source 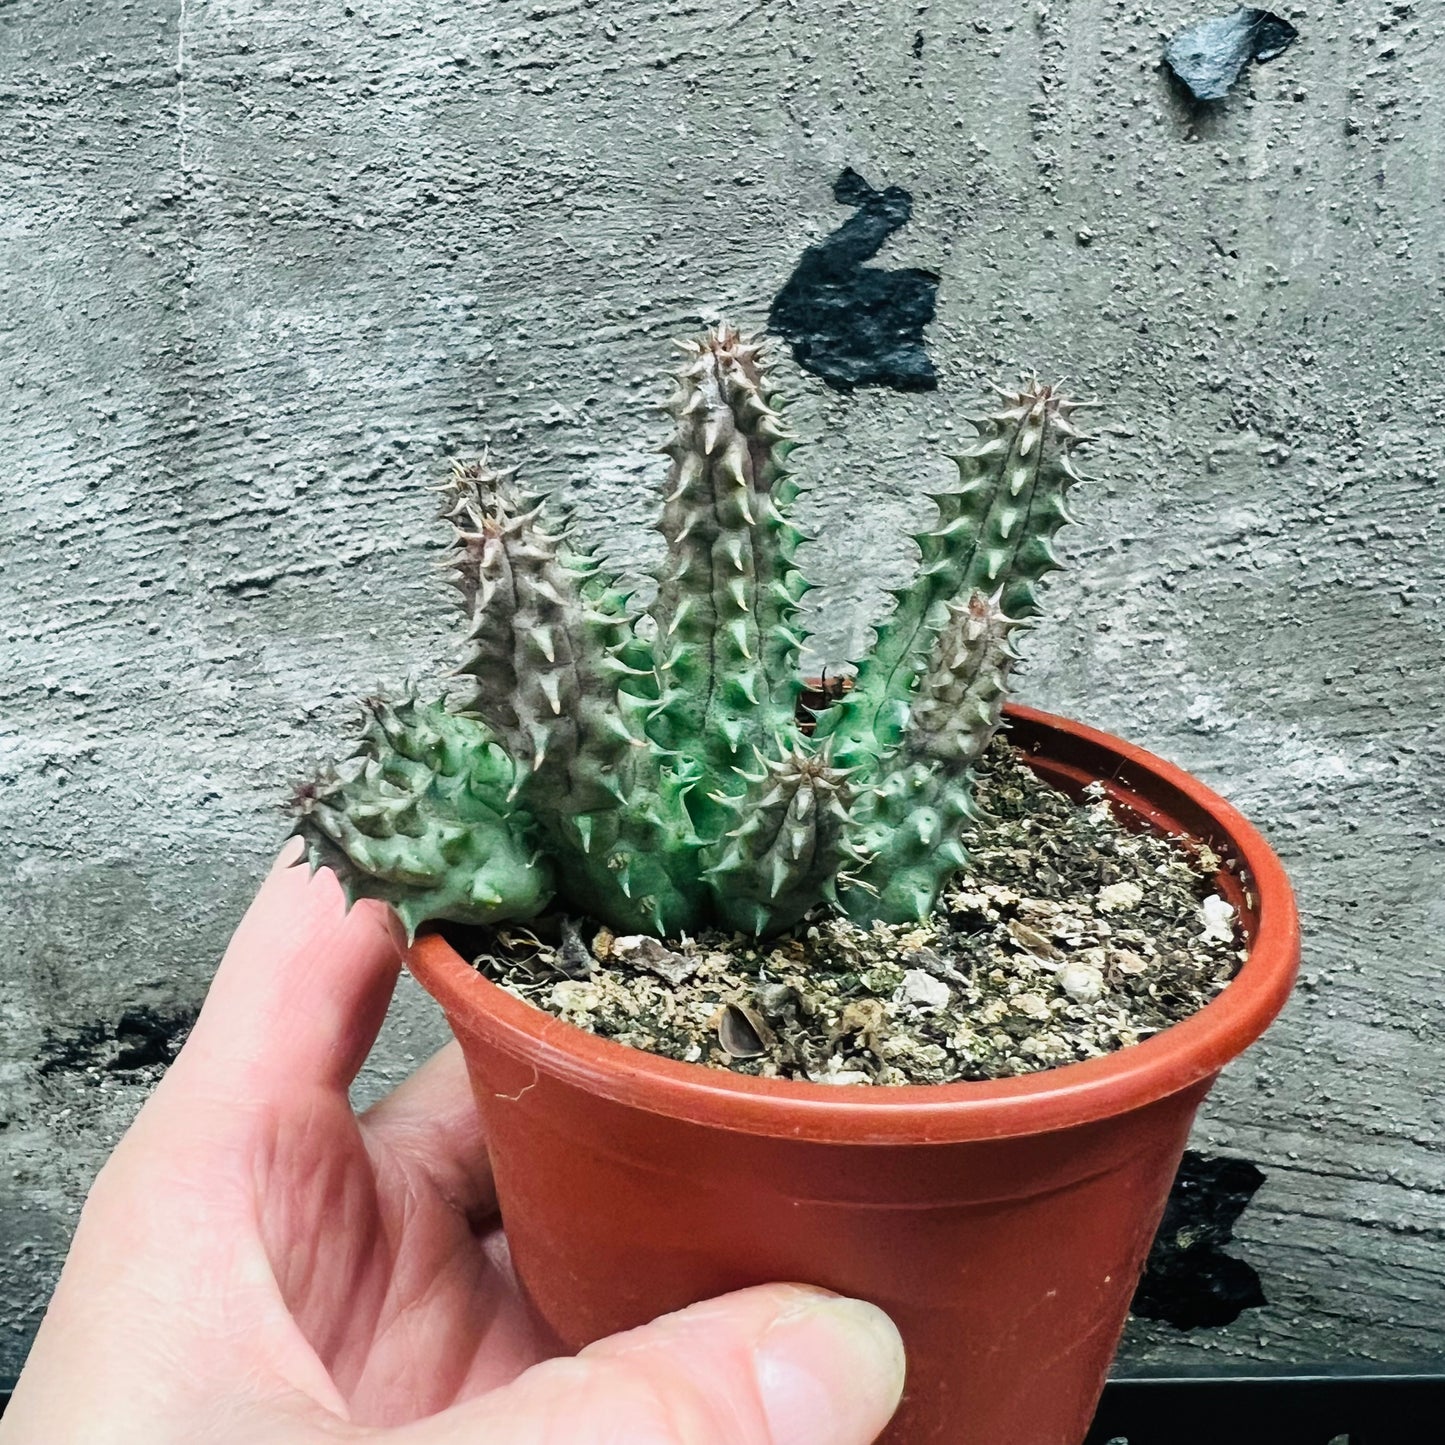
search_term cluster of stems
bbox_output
[293,326,1087,940]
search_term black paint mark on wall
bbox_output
[39,1005,198,1078]
[770,168,939,393]
[1163,8,1299,103]
[1132,1150,1268,1329]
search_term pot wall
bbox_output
[453,1005,1213,1445]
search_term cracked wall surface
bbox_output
[3,0,1444,1378]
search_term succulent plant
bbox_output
[292,326,1088,940]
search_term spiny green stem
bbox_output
[647,327,811,808]
[841,591,1021,924]
[816,378,1085,769]
[445,458,643,813]
[702,741,861,936]
[290,698,552,938]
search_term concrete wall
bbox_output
[3,0,1442,1378]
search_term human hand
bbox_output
[1,845,905,1445]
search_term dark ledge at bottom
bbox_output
[1084,1370,1445,1444]
[3,1369,1442,1440]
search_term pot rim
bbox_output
[406,703,1300,1144]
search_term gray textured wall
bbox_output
[3,0,1443,1381]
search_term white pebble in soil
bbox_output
[896,969,952,1012]
[1058,962,1106,1005]
[1200,894,1236,944]
[1096,881,1144,913]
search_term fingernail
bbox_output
[752,1293,906,1445]
[271,836,306,872]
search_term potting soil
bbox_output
[466,738,1246,1085]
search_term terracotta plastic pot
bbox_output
[407,704,1299,1445]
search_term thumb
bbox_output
[395,1283,905,1445]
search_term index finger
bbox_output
[175,841,406,1101]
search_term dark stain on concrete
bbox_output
[1133,1151,1268,1329]
[39,1005,198,1079]
[1164,8,1300,102]
[770,168,939,393]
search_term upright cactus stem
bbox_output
[815,378,1086,769]
[444,458,640,812]
[291,334,1089,941]
[842,590,1023,923]
[443,457,700,935]
[906,590,1023,772]
[648,327,809,796]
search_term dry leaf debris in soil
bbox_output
[465,739,1246,1085]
